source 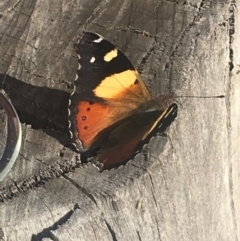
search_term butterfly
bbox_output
[68,32,178,171]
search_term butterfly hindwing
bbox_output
[93,103,178,171]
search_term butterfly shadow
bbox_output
[0,74,71,147]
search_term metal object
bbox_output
[0,90,22,181]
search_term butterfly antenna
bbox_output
[173,95,225,99]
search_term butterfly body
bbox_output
[68,32,177,171]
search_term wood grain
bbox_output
[0,0,238,240]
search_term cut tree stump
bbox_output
[0,0,239,241]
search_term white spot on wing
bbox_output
[72,143,77,150]
[93,37,103,43]
[90,57,95,63]
[92,162,104,172]
[68,120,72,128]
[70,85,76,96]
[72,141,81,151]
[68,85,76,97]
[78,63,81,70]
[75,74,78,80]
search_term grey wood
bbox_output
[0,0,238,241]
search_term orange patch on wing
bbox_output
[75,101,112,149]
[75,74,153,151]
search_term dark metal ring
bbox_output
[0,90,22,181]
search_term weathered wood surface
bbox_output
[0,0,238,240]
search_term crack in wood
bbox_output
[170,0,206,59]
[136,230,143,241]
[7,0,23,12]
[137,44,157,73]
[0,158,81,203]
[84,0,112,28]
[105,220,118,241]
[155,218,163,241]
[63,174,98,205]
[228,1,235,72]
[113,26,153,38]
[161,0,207,91]
[226,2,238,240]
[31,203,80,241]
